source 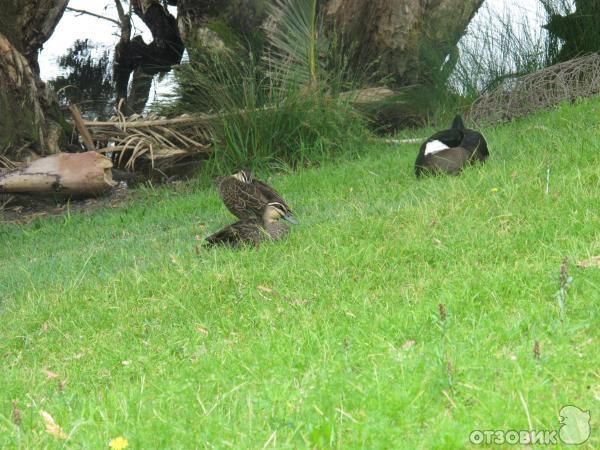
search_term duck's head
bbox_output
[451,114,464,130]
[232,168,253,183]
[263,202,299,224]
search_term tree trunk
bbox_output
[113,0,184,114]
[323,0,484,87]
[0,0,70,159]
[170,0,483,128]
[174,0,482,88]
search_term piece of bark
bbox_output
[0,152,116,198]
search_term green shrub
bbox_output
[160,0,369,173]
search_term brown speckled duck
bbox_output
[205,202,296,247]
[218,169,297,222]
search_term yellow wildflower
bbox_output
[109,436,129,450]
[490,187,499,193]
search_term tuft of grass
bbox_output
[160,0,369,174]
[169,50,367,173]
[1,98,599,447]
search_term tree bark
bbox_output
[175,0,267,52]
[137,0,483,128]
[176,0,225,49]
[0,1,70,159]
[174,0,482,89]
[323,0,484,87]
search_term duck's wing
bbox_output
[461,128,489,161]
[415,147,471,177]
[427,147,471,175]
[415,128,464,177]
[218,177,270,218]
[205,221,240,246]
[205,220,260,246]
[252,178,299,222]
[251,178,290,209]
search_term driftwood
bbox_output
[0,152,115,198]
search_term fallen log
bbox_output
[0,152,116,198]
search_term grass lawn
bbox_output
[1,99,599,449]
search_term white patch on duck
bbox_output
[232,171,246,182]
[424,140,450,156]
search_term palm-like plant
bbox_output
[264,0,321,88]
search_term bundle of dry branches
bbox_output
[469,53,600,125]
[83,110,214,173]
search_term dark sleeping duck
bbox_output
[415,115,489,177]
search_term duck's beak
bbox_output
[283,212,299,224]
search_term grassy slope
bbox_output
[1,99,599,449]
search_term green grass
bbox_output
[1,98,599,449]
